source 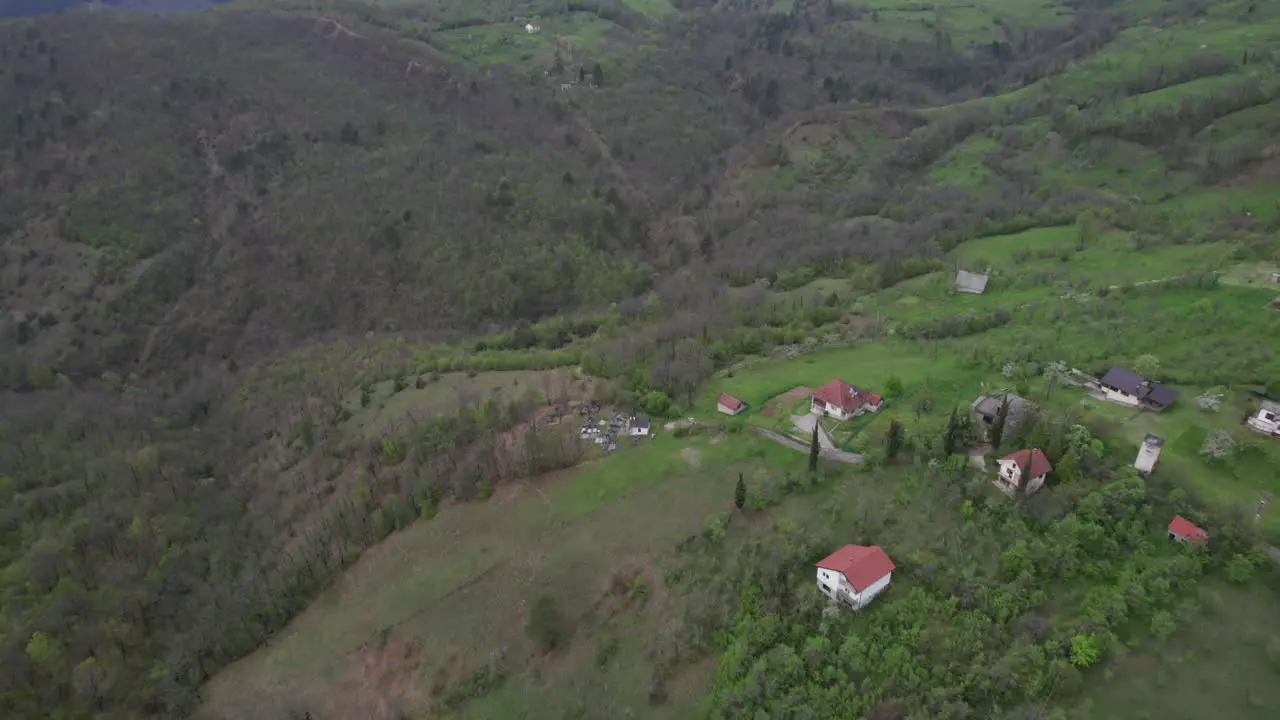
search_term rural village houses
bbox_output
[811,379,883,420]
[717,392,747,416]
[1097,367,1179,411]
[1168,515,1208,544]
[995,448,1052,496]
[816,544,896,611]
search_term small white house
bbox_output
[525,22,540,33]
[1247,401,1280,437]
[629,417,651,437]
[815,544,895,611]
[717,392,747,416]
[1134,434,1164,475]
[995,448,1052,496]
[955,269,990,294]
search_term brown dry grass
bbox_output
[760,385,812,417]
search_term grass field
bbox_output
[202,430,806,717]
[1073,578,1280,720]
[341,369,586,438]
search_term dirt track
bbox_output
[761,385,812,417]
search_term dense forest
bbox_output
[2,0,1279,718]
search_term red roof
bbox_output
[1002,448,1053,479]
[812,379,883,414]
[1168,515,1208,542]
[717,393,745,411]
[815,544,896,592]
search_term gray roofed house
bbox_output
[1098,367,1179,410]
[971,393,1036,433]
[956,270,990,294]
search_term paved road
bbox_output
[755,427,864,464]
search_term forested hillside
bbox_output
[2,0,1279,719]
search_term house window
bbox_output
[819,583,832,594]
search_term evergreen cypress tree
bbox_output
[886,419,903,460]
[808,423,820,472]
[734,472,746,510]
[943,407,959,456]
[990,397,1011,449]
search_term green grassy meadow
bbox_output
[342,369,582,438]
[203,430,803,716]
[1073,579,1280,720]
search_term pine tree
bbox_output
[989,397,1010,449]
[734,472,747,510]
[885,419,903,460]
[592,62,604,87]
[943,407,959,456]
[808,423,820,473]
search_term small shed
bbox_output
[629,416,651,437]
[1247,400,1280,437]
[955,270,990,294]
[1134,434,1164,475]
[1168,515,1208,544]
[717,393,747,416]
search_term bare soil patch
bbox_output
[761,385,812,417]
[680,447,702,468]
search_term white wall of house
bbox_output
[717,402,743,416]
[997,459,1021,488]
[855,573,892,607]
[1247,409,1280,436]
[816,568,892,610]
[812,399,849,420]
[1102,387,1141,407]
[995,460,1046,495]
[812,399,881,421]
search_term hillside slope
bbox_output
[0,7,660,384]
[3,1,1280,720]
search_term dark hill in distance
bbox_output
[0,0,230,17]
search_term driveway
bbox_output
[755,427,864,464]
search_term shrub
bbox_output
[527,593,570,652]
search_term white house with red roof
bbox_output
[815,544,896,610]
[717,392,746,416]
[995,448,1052,496]
[1168,515,1208,544]
[810,379,883,421]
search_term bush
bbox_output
[1149,610,1177,640]
[527,593,570,652]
